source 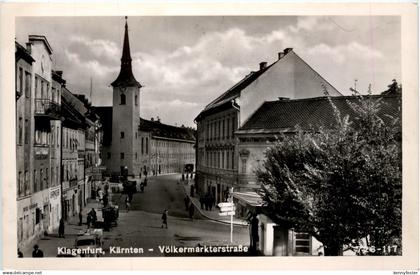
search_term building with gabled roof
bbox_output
[194,48,342,206]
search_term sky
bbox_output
[16,16,401,127]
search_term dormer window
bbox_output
[120,93,126,105]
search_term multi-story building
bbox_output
[194,48,342,205]
[139,118,195,176]
[16,33,104,251]
[234,94,401,256]
[29,35,62,237]
[49,70,65,232]
[16,41,35,249]
[61,87,87,220]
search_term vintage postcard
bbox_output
[1,2,418,271]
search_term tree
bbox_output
[382,79,402,95]
[256,92,401,256]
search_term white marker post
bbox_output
[218,187,235,243]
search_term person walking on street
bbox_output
[188,203,195,220]
[209,194,214,211]
[125,196,131,212]
[87,213,91,228]
[58,218,65,238]
[199,196,204,210]
[161,209,168,229]
[32,245,44,258]
[184,195,190,211]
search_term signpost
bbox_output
[218,187,235,243]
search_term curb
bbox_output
[182,184,247,227]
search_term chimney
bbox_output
[284,48,293,54]
[55,71,63,77]
[278,52,285,60]
[259,62,267,70]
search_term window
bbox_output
[135,152,138,160]
[24,171,29,196]
[135,95,138,106]
[222,120,225,139]
[18,171,23,197]
[141,138,144,154]
[25,72,31,98]
[41,80,44,98]
[231,117,235,137]
[120,131,124,139]
[222,151,225,169]
[120,153,124,159]
[135,132,138,139]
[56,126,59,148]
[40,169,43,190]
[35,76,39,98]
[107,152,111,159]
[241,159,247,174]
[35,208,41,224]
[46,168,49,188]
[226,151,230,169]
[18,117,23,144]
[19,67,23,93]
[231,150,235,169]
[25,119,29,144]
[33,170,37,192]
[120,93,126,105]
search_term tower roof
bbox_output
[111,17,142,88]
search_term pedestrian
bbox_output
[184,195,190,211]
[89,208,97,228]
[98,189,104,202]
[79,212,83,226]
[199,196,204,210]
[86,213,91,228]
[32,244,44,258]
[204,194,209,211]
[125,196,131,212]
[161,209,168,229]
[190,184,195,197]
[188,203,195,220]
[209,194,214,211]
[58,218,65,238]
[17,249,23,258]
[182,173,185,181]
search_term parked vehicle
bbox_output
[75,230,103,257]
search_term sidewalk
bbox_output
[21,198,102,258]
[182,180,248,226]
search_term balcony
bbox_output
[34,99,61,120]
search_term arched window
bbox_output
[120,93,126,105]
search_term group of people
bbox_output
[199,193,215,211]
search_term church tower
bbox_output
[110,17,141,176]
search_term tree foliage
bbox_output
[256,92,401,256]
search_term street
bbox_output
[104,174,249,256]
[24,174,250,257]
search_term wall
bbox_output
[111,86,141,175]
